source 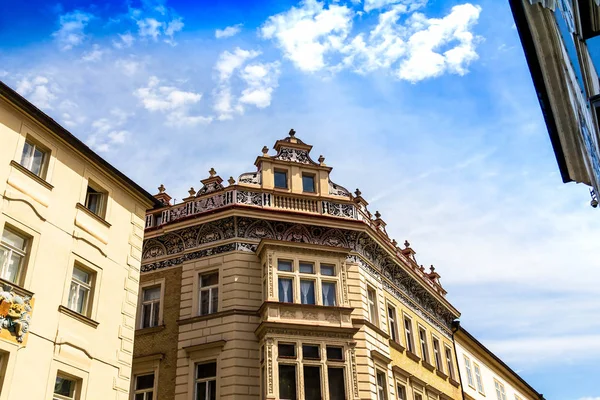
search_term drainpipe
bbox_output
[451,320,467,400]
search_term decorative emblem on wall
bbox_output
[0,283,32,343]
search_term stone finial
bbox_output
[430,265,435,273]
[404,240,410,248]
[228,176,235,185]
[158,184,166,193]
[318,155,325,165]
[209,168,217,177]
[375,211,381,219]
[392,239,398,247]
[188,187,196,197]
[420,265,425,273]
[262,146,269,156]
[355,188,362,197]
[289,128,296,137]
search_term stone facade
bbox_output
[0,81,156,399]
[134,131,467,400]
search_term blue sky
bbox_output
[1,0,599,398]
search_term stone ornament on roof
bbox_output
[197,168,225,196]
[271,128,321,166]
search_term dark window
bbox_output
[320,264,335,276]
[322,282,336,306]
[274,170,288,189]
[199,272,219,315]
[302,174,315,192]
[328,367,346,400]
[195,362,217,400]
[196,362,217,379]
[278,343,296,358]
[85,184,106,217]
[279,364,297,400]
[302,344,320,360]
[278,260,293,272]
[20,140,47,177]
[397,384,406,400]
[376,370,387,400]
[326,346,343,361]
[303,366,322,400]
[299,262,314,274]
[134,374,155,400]
[300,280,315,304]
[278,278,294,303]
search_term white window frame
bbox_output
[138,280,165,329]
[276,258,340,307]
[418,326,430,363]
[444,345,456,380]
[53,374,78,400]
[0,227,28,284]
[376,369,388,400]
[198,271,219,316]
[132,373,155,400]
[20,138,48,178]
[464,355,475,388]
[474,362,485,393]
[84,180,108,218]
[67,265,93,316]
[367,286,378,325]
[396,382,406,400]
[403,315,415,354]
[432,336,443,371]
[195,361,217,400]
[387,304,398,342]
[494,379,507,400]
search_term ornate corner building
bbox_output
[135,130,470,400]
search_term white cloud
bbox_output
[134,76,211,126]
[260,0,354,72]
[130,2,184,45]
[137,18,163,40]
[397,4,481,81]
[15,76,57,109]
[363,0,427,13]
[115,58,141,76]
[215,48,260,82]
[239,62,281,108]
[52,10,94,51]
[215,23,243,39]
[86,109,132,152]
[113,32,135,49]
[578,397,600,400]
[81,44,104,62]
[0,70,8,78]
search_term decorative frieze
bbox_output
[0,283,33,344]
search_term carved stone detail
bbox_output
[0,283,32,343]
[266,338,274,394]
[341,261,349,306]
[273,147,314,164]
[239,172,261,185]
[267,253,274,299]
[349,342,359,398]
[329,180,351,197]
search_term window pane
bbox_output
[21,141,34,169]
[201,273,218,287]
[85,191,101,214]
[320,264,334,276]
[303,366,321,400]
[142,303,152,328]
[302,175,315,192]
[326,346,343,361]
[196,362,216,379]
[72,267,90,284]
[278,260,293,272]
[397,384,406,400]
[143,286,161,301]
[207,380,216,400]
[328,367,346,400]
[2,229,26,250]
[0,247,22,283]
[196,381,206,400]
[299,262,313,274]
[274,171,287,188]
[211,288,218,313]
[136,374,154,390]
[302,345,320,359]
[31,147,45,176]
[135,393,145,400]
[54,376,75,396]
[278,343,296,358]
[278,278,294,303]
[300,280,315,305]
[278,364,297,400]
[322,282,336,306]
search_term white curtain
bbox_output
[322,283,335,306]
[300,281,314,304]
[280,279,292,302]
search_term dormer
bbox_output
[238,129,352,200]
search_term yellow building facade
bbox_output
[135,130,465,400]
[0,81,157,399]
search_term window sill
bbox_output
[422,360,435,372]
[76,203,111,227]
[58,305,99,328]
[10,160,53,190]
[136,325,166,336]
[389,339,405,353]
[351,318,390,340]
[0,277,34,298]
[449,377,460,387]
[406,350,420,363]
[435,369,448,380]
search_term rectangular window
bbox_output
[387,305,398,342]
[274,170,288,189]
[299,262,314,274]
[278,277,294,303]
[199,272,219,315]
[140,286,161,329]
[494,380,507,400]
[464,355,475,387]
[418,327,430,363]
[195,362,217,400]
[445,346,456,379]
[432,337,442,371]
[0,228,28,284]
[134,373,154,400]
[278,343,296,358]
[376,370,387,400]
[20,139,48,178]
[322,281,336,306]
[367,287,378,324]
[404,317,414,354]
[326,346,343,361]
[278,260,293,272]
[414,393,423,400]
[53,375,77,400]
[302,344,320,360]
[303,365,322,400]
[396,384,406,400]
[302,174,315,192]
[300,280,315,304]
[328,367,346,400]
[68,265,93,316]
[84,182,107,218]
[279,364,297,400]
[474,363,484,393]
[320,264,335,276]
